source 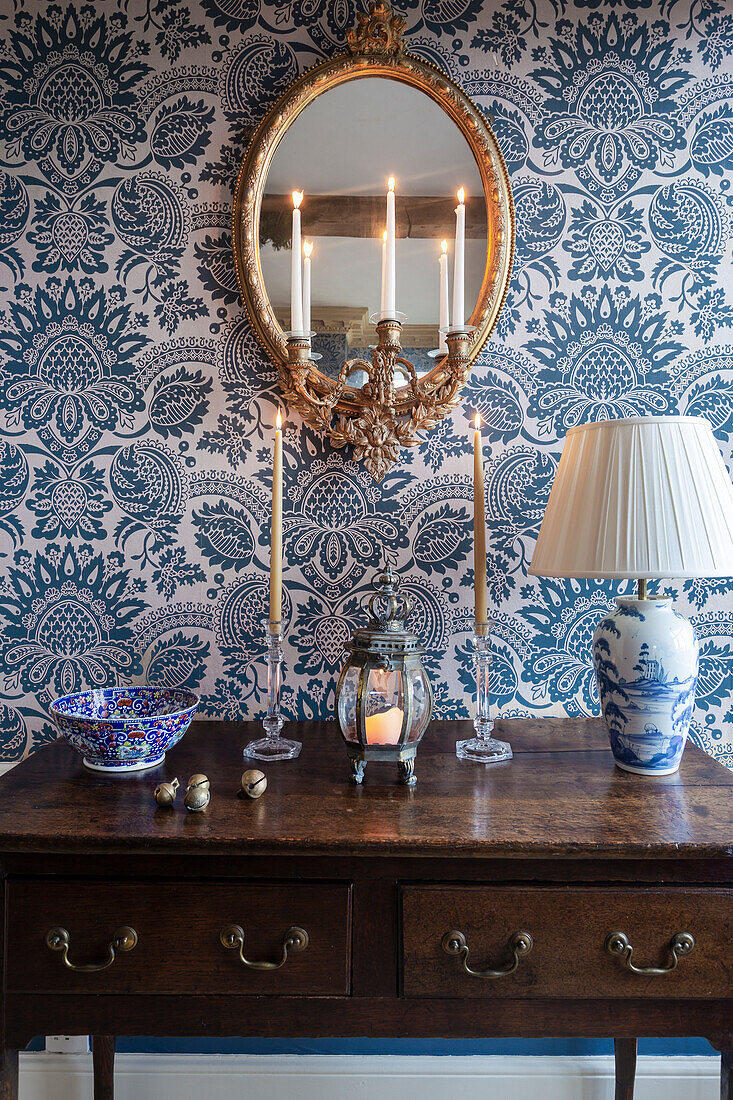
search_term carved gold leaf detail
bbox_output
[346,2,406,55]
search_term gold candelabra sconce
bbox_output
[283,320,476,482]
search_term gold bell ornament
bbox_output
[241,769,267,799]
[153,778,179,807]
[184,773,210,812]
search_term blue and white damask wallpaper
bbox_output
[0,0,732,764]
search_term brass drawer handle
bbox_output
[220,924,309,971]
[605,931,695,975]
[441,930,533,978]
[45,926,138,972]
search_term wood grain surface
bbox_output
[0,718,729,859]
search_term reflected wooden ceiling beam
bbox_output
[260,193,486,248]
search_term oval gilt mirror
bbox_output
[234,2,514,480]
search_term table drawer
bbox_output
[7,880,351,995]
[401,886,733,998]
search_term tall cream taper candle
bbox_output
[270,410,283,623]
[473,413,488,623]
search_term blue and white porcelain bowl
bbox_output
[50,687,199,773]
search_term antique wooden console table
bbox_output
[0,716,731,1100]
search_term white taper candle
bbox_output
[385,176,396,317]
[290,190,303,335]
[439,239,449,353]
[302,240,312,338]
[380,229,387,316]
[452,187,465,331]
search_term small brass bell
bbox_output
[153,778,179,807]
[184,785,210,812]
[241,769,267,799]
[187,773,210,791]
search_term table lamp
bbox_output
[529,416,733,775]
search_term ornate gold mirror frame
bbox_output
[233,2,514,480]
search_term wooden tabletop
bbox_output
[0,718,730,859]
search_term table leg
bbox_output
[0,1049,18,1100]
[614,1037,637,1100]
[722,1050,733,1100]
[92,1036,115,1100]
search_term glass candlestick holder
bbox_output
[456,621,512,763]
[243,619,301,762]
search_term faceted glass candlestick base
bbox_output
[243,734,301,762]
[457,620,512,765]
[242,619,301,762]
[455,732,512,763]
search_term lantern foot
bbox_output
[350,759,367,784]
[398,758,417,786]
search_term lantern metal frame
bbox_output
[335,563,433,785]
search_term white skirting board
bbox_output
[17,1053,720,1100]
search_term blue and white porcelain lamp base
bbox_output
[593,592,698,776]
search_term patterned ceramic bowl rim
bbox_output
[50,687,200,725]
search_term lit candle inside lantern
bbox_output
[302,239,312,338]
[439,239,449,353]
[384,176,396,318]
[473,413,488,624]
[270,410,283,623]
[380,229,387,316]
[290,190,303,335]
[365,707,404,745]
[452,187,465,331]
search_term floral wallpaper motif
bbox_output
[0,0,731,765]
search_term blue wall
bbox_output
[1,0,731,1060]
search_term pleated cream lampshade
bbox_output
[529,416,733,579]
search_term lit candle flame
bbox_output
[303,240,313,258]
[457,187,465,204]
[474,413,481,431]
[441,239,448,253]
[276,410,282,431]
[292,190,303,209]
[388,176,395,192]
[383,229,388,242]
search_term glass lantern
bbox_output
[335,563,433,785]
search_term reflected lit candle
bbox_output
[270,410,283,623]
[302,239,312,338]
[365,707,404,745]
[439,239,449,353]
[473,413,488,624]
[452,187,465,331]
[384,176,396,318]
[290,190,303,334]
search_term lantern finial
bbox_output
[363,560,411,629]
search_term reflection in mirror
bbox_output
[260,78,488,384]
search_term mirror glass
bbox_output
[259,77,488,384]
